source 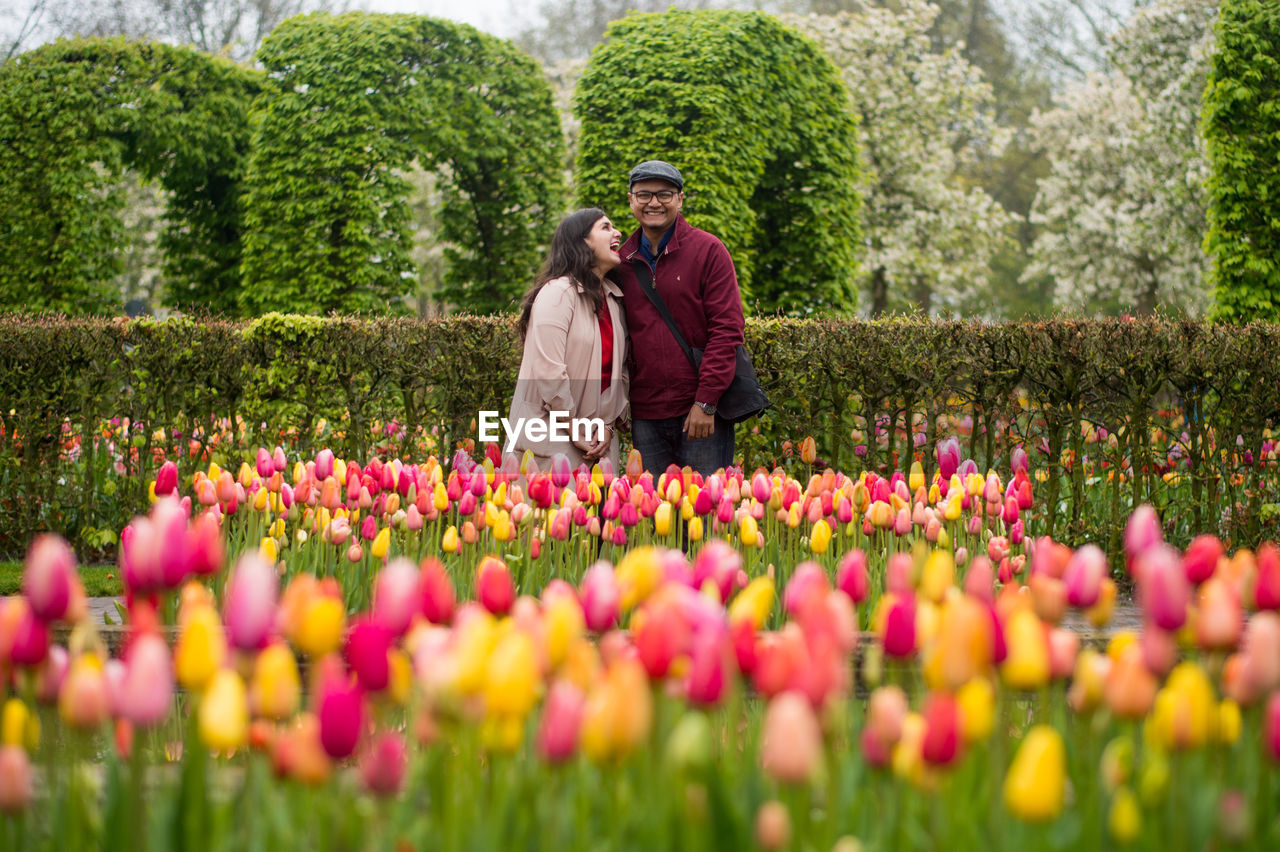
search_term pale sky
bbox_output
[358,0,522,39]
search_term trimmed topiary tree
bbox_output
[241,12,567,315]
[0,38,262,315]
[1204,0,1280,321]
[574,9,864,315]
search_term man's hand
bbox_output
[683,405,716,439]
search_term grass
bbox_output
[0,561,122,597]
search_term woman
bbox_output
[507,208,629,472]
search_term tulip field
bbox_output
[3,440,1280,851]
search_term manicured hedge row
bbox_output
[2,314,1278,557]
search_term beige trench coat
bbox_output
[507,276,629,472]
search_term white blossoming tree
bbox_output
[786,1,1016,317]
[1024,0,1215,316]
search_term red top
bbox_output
[598,300,613,392]
[616,214,744,419]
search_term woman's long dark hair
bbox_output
[517,207,612,342]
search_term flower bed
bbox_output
[2,447,1279,850]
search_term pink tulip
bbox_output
[1010,446,1028,476]
[8,601,49,667]
[477,557,515,616]
[761,691,823,784]
[359,732,407,796]
[783,562,829,619]
[59,656,110,729]
[224,552,278,652]
[318,680,364,759]
[256,447,274,478]
[373,558,420,637]
[1255,543,1280,611]
[1064,544,1106,608]
[837,549,870,604]
[315,449,335,481]
[886,552,913,596]
[964,556,995,603]
[23,533,76,623]
[537,680,585,763]
[154,460,179,497]
[34,644,69,702]
[0,746,32,813]
[685,630,730,707]
[1240,612,1280,695]
[691,539,742,602]
[580,562,620,632]
[550,454,572,489]
[1124,504,1164,576]
[118,633,174,727]
[1139,544,1190,631]
[882,595,917,659]
[1047,627,1079,680]
[344,618,392,692]
[936,437,961,480]
[1140,625,1178,676]
[1182,535,1223,586]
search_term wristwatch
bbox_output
[696,401,717,415]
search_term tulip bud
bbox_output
[537,680,585,763]
[372,558,420,636]
[224,552,278,652]
[318,680,364,760]
[419,557,456,624]
[198,669,248,753]
[755,801,792,851]
[477,556,515,616]
[344,617,392,692]
[175,605,226,692]
[118,633,174,727]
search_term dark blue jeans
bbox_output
[631,414,734,477]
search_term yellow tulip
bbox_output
[388,648,413,705]
[908,461,925,492]
[616,547,662,611]
[485,631,540,719]
[250,643,300,721]
[1000,608,1050,691]
[199,669,248,753]
[1108,786,1142,844]
[740,515,759,547]
[687,516,704,542]
[580,658,652,763]
[2,699,39,751]
[442,525,459,554]
[1148,662,1215,750]
[1003,725,1066,822]
[175,605,227,692]
[956,677,995,743]
[728,577,776,630]
[1217,699,1241,745]
[452,612,499,696]
[294,596,345,658]
[544,595,585,669]
[371,526,391,560]
[810,519,832,554]
[655,502,673,536]
[433,483,449,512]
[919,549,954,604]
[253,487,269,512]
[260,536,277,563]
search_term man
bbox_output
[616,160,745,476]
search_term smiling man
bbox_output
[616,160,745,477]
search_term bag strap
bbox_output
[633,260,701,374]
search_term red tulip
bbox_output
[477,556,515,616]
[921,692,963,767]
[1183,535,1224,585]
[634,601,688,680]
[691,539,742,602]
[685,630,730,707]
[1266,692,1280,763]
[22,534,76,623]
[419,557,456,624]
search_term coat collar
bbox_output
[620,213,690,262]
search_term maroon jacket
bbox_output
[616,214,745,420]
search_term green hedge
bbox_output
[3,315,1279,559]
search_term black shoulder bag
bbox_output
[633,261,770,423]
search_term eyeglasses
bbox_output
[630,189,679,204]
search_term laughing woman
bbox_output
[507,207,629,472]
